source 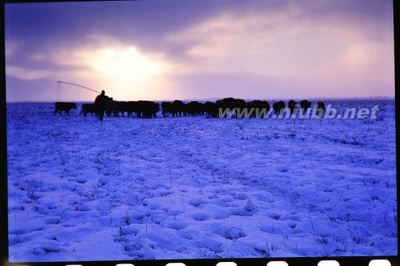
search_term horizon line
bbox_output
[5,96,395,104]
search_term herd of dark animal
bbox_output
[54,97,326,119]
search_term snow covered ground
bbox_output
[7,100,397,262]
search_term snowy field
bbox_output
[7,100,397,262]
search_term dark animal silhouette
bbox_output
[93,100,160,118]
[105,100,123,117]
[161,102,173,117]
[81,103,96,116]
[316,101,326,116]
[54,102,76,115]
[217,98,246,109]
[204,101,219,118]
[216,98,247,118]
[171,100,185,117]
[118,101,129,117]
[247,100,270,118]
[272,101,285,114]
[76,97,326,120]
[287,100,297,115]
[123,101,141,117]
[185,101,204,116]
[299,100,311,114]
[161,101,186,117]
[136,101,159,118]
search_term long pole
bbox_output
[57,81,101,94]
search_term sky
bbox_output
[5,0,395,102]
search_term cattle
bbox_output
[272,101,285,114]
[172,100,185,117]
[300,100,312,114]
[118,101,129,117]
[216,97,246,110]
[81,103,96,116]
[204,101,219,118]
[161,102,173,117]
[287,100,297,115]
[185,101,204,116]
[216,98,247,118]
[74,97,329,120]
[136,101,159,118]
[105,100,123,117]
[112,101,141,117]
[246,100,270,118]
[123,101,139,117]
[55,102,77,115]
[316,101,326,116]
[105,100,159,118]
[128,101,142,118]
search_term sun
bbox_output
[80,45,167,99]
[89,46,165,79]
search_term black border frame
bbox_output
[0,1,399,265]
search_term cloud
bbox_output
[5,40,18,57]
[167,7,392,70]
[6,66,51,80]
[164,8,394,97]
[5,0,394,100]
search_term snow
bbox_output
[7,100,397,262]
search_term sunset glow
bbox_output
[86,47,165,80]
[5,0,394,102]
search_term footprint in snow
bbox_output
[167,221,187,230]
[269,213,281,220]
[214,210,230,220]
[230,200,257,216]
[44,216,61,225]
[189,198,207,208]
[192,213,209,221]
[33,245,63,255]
[233,193,248,200]
[214,225,247,240]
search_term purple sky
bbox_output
[5,0,395,102]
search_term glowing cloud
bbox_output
[86,46,164,79]
[70,45,170,100]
